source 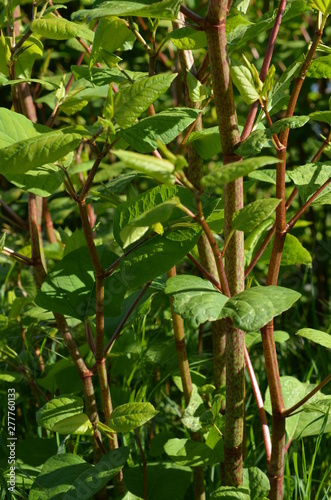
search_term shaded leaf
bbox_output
[52,414,94,436]
[235,129,271,156]
[187,70,210,102]
[187,126,222,159]
[89,17,132,69]
[114,73,177,128]
[243,468,270,500]
[108,402,158,432]
[211,486,251,499]
[309,110,331,124]
[260,233,312,267]
[307,55,331,78]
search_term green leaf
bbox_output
[114,73,177,128]
[120,108,200,153]
[267,56,304,113]
[287,162,331,204]
[245,330,289,349]
[165,275,229,329]
[269,115,309,135]
[72,65,148,86]
[307,55,331,78]
[260,233,312,267]
[309,110,331,124]
[0,371,23,383]
[89,17,132,69]
[108,402,158,432]
[36,231,123,320]
[0,130,81,175]
[232,198,280,232]
[231,59,261,104]
[52,413,94,436]
[201,156,280,187]
[123,462,192,500]
[164,438,222,467]
[187,126,222,160]
[169,27,207,50]
[211,486,251,499]
[36,395,84,431]
[113,150,176,185]
[243,467,270,500]
[186,70,210,102]
[31,18,94,42]
[73,0,182,21]
[296,328,331,349]
[235,129,271,156]
[265,376,331,440]
[15,36,43,79]
[29,450,129,500]
[308,0,331,15]
[220,286,301,332]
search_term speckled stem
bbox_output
[205,0,244,486]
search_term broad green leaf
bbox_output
[245,330,289,349]
[29,450,129,500]
[31,17,94,41]
[124,462,192,500]
[265,377,331,440]
[308,0,331,15]
[296,328,331,349]
[287,162,331,204]
[307,55,331,78]
[164,438,222,467]
[309,110,331,124]
[120,198,179,247]
[73,0,182,21]
[201,156,280,187]
[165,275,229,329]
[187,126,222,159]
[220,286,301,332]
[36,395,84,431]
[186,70,210,102]
[269,115,310,135]
[0,107,44,147]
[52,413,94,436]
[243,467,270,500]
[211,486,251,499]
[121,108,200,153]
[232,198,280,232]
[8,164,64,197]
[169,27,207,50]
[230,59,261,104]
[89,17,132,69]
[0,130,81,175]
[235,129,271,156]
[36,231,123,320]
[113,150,176,185]
[114,73,177,128]
[260,234,312,267]
[108,402,158,432]
[264,376,307,441]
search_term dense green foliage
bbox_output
[0,0,330,499]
